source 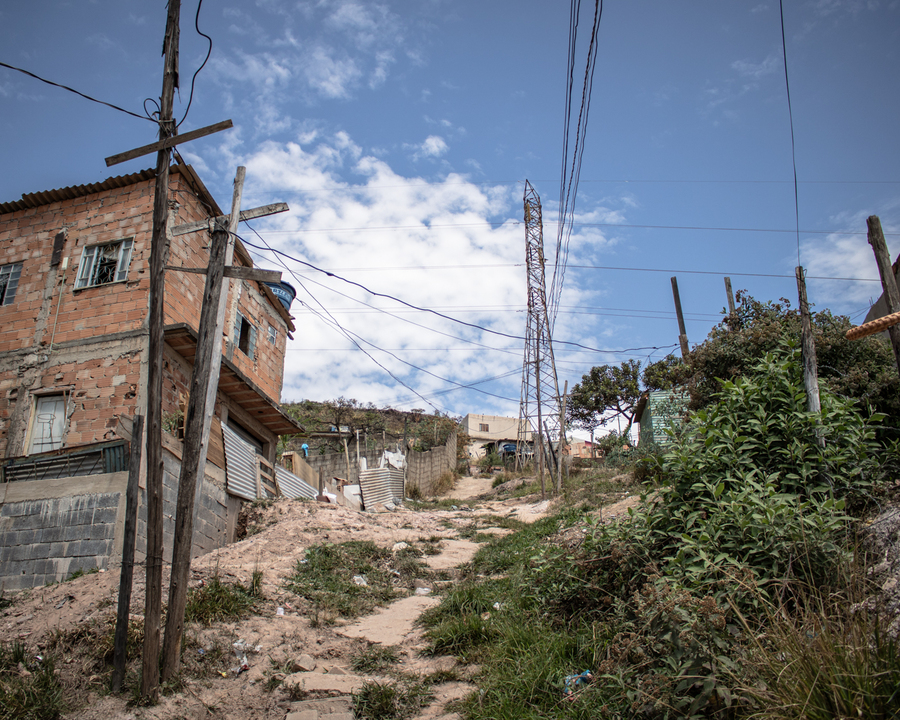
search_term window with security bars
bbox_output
[0,262,22,305]
[74,238,134,289]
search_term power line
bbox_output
[241,225,520,408]
[257,220,898,237]
[239,236,679,355]
[779,0,801,265]
[566,264,883,282]
[0,61,153,122]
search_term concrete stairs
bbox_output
[285,695,354,720]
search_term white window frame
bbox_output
[267,324,277,345]
[74,238,134,289]
[0,262,23,306]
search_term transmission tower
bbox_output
[516,181,563,489]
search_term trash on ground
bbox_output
[563,670,593,698]
[352,575,368,587]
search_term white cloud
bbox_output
[405,135,449,162]
[731,53,781,79]
[303,45,362,98]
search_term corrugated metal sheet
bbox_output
[389,466,405,500]
[359,467,393,510]
[275,465,317,500]
[3,439,129,482]
[222,424,259,501]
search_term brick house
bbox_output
[0,164,302,591]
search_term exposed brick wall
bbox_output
[227,280,289,401]
[0,168,291,458]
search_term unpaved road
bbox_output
[0,474,638,720]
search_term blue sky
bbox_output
[2,1,899,429]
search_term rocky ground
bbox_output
[0,475,639,720]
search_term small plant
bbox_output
[350,644,401,674]
[432,470,459,495]
[0,641,66,720]
[65,566,99,582]
[184,574,257,625]
[284,540,428,623]
[352,679,432,720]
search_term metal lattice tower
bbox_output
[516,181,562,482]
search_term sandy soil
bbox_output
[0,473,636,720]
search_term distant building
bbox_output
[461,413,531,460]
[634,390,689,446]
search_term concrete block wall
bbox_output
[303,448,383,485]
[134,449,229,561]
[407,432,456,497]
[0,472,128,591]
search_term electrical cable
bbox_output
[779,0,801,265]
[0,61,153,122]
[237,236,678,355]
[565,264,883,282]
[240,224,517,409]
[177,0,213,127]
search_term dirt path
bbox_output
[0,475,571,720]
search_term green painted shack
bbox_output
[635,390,688,446]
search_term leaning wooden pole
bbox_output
[671,276,689,357]
[142,0,180,701]
[111,414,143,693]
[866,215,900,376]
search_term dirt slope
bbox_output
[0,474,638,720]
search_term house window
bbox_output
[28,394,67,454]
[235,311,257,360]
[479,423,489,432]
[74,238,134,289]
[267,324,277,345]
[0,262,22,305]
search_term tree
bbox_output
[676,291,900,434]
[567,360,643,442]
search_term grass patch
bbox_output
[432,470,459,495]
[284,540,432,624]
[352,679,433,720]
[65,566,99,582]
[184,573,260,626]
[467,506,591,576]
[0,641,66,720]
[350,644,401,674]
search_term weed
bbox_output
[281,682,308,701]
[285,540,429,622]
[184,574,257,625]
[65,566,99,582]
[0,592,12,611]
[432,470,459,495]
[350,644,401,674]
[0,641,66,720]
[352,679,432,720]
[737,594,900,718]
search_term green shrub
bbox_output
[184,574,257,625]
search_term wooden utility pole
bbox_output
[671,276,689,358]
[160,170,242,678]
[141,0,180,700]
[795,267,822,414]
[724,277,735,315]
[866,215,900,375]
[111,414,143,693]
[160,167,287,678]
